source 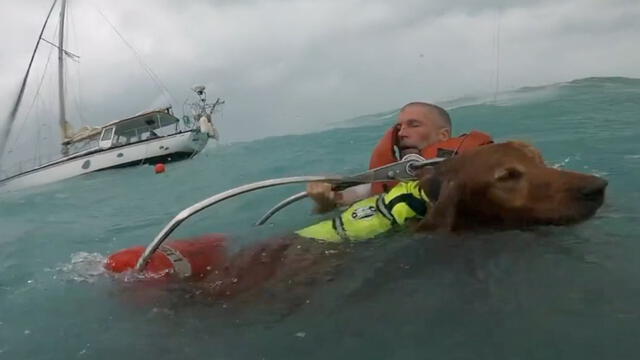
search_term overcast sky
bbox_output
[1,0,639,144]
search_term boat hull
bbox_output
[0,130,209,193]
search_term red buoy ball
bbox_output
[154,163,166,174]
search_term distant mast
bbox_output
[0,0,59,161]
[57,0,69,149]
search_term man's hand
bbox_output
[307,182,343,213]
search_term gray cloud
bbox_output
[1,0,639,157]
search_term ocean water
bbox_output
[0,77,639,359]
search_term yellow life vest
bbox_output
[295,181,431,242]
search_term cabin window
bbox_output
[101,127,114,141]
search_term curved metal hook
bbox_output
[134,175,342,272]
[135,156,446,272]
[255,191,308,226]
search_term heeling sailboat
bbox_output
[0,0,223,193]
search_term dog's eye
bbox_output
[495,166,524,182]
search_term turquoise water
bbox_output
[1,77,639,359]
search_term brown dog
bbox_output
[193,141,607,300]
[416,141,607,231]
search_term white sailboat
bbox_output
[0,0,223,193]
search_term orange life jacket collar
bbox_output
[368,127,493,194]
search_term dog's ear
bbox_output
[414,179,461,232]
[414,166,436,180]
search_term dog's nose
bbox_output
[580,177,608,201]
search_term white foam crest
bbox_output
[53,252,107,283]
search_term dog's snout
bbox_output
[580,177,608,201]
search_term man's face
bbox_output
[396,106,450,151]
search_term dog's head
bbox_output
[416,141,607,231]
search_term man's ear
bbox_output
[438,127,451,141]
[414,179,461,232]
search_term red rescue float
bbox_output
[104,233,229,280]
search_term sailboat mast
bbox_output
[0,0,59,162]
[57,0,68,142]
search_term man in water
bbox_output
[307,102,452,213]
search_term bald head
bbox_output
[400,102,452,132]
[396,102,453,152]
